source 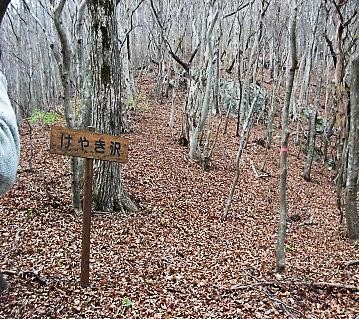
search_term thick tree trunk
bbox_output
[276,1,298,273]
[345,54,359,240]
[88,0,136,213]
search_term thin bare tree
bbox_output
[276,0,298,273]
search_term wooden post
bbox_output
[49,125,129,285]
[81,126,95,287]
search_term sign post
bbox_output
[49,126,129,287]
[80,126,95,286]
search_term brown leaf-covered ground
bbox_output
[0,78,358,318]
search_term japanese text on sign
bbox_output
[50,126,129,163]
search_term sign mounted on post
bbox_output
[50,126,129,163]
[49,125,129,287]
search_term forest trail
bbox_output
[0,79,358,318]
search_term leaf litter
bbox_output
[0,78,358,318]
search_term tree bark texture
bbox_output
[52,0,73,128]
[276,1,298,273]
[222,95,258,220]
[52,0,83,211]
[88,0,135,213]
[188,2,220,161]
[344,54,359,240]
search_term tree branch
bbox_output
[330,0,345,24]
[223,1,254,19]
[149,0,164,30]
[188,42,200,65]
[324,32,337,67]
[344,260,359,268]
[227,280,359,292]
[343,10,357,28]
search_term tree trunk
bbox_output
[52,0,83,211]
[262,67,284,171]
[168,69,177,129]
[332,0,349,215]
[52,0,73,128]
[344,54,359,240]
[303,70,323,181]
[188,2,220,161]
[276,0,298,273]
[88,0,136,213]
[222,95,258,220]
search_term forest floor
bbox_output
[0,77,358,319]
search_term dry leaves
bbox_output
[0,78,358,318]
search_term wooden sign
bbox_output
[50,126,129,163]
[49,125,130,287]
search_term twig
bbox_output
[344,260,359,268]
[239,273,304,318]
[227,279,359,292]
[21,271,47,286]
[93,210,111,215]
[261,286,303,319]
[291,280,359,292]
[1,270,17,275]
[227,281,277,290]
[2,269,47,286]
[223,0,254,19]
[299,217,318,226]
[15,228,21,242]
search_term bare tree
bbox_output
[51,0,88,211]
[222,94,258,220]
[188,0,222,162]
[276,0,298,273]
[303,64,323,181]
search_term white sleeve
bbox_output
[0,71,20,194]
